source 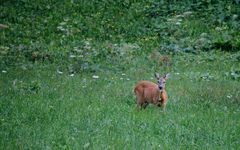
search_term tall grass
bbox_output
[0,0,240,149]
[1,53,240,149]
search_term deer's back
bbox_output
[134,81,159,100]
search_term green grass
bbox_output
[1,0,240,149]
[1,53,240,149]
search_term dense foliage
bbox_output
[1,0,239,71]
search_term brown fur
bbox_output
[134,80,168,111]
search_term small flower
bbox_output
[176,15,183,18]
[183,11,193,17]
[215,27,222,31]
[83,142,90,149]
[224,106,227,111]
[92,75,99,79]
[176,22,181,25]
[57,69,63,74]
[69,74,74,77]
[2,70,7,73]
[233,14,238,20]
[69,55,76,58]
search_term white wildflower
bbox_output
[83,142,90,149]
[69,55,76,58]
[176,22,181,25]
[176,15,183,18]
[233,14,238,20]
[215,27,222,31]
[183,11,193,17]
[92,75,99,79]
[57,69,63,74]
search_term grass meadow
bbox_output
[1,52,240,149]
[1,0,240,149]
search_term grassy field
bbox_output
[1,0,240,149]
[1,52,240,149]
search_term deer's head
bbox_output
[155,73,170,91]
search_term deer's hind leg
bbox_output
[135,95,145,110]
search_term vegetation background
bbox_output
[1,0,240,149]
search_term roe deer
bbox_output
[134,73,169,111]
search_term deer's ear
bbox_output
[155,73,160,79]
[164,73,170,80]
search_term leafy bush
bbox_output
[0,0,239,70]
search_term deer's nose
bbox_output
[159,86,163,90]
